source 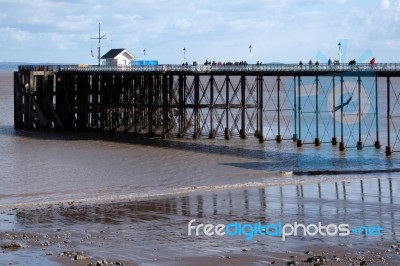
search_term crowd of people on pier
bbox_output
[202,60,263,66]
[298,57,376,67]
[181,57,377,67]
[183,60,264,67]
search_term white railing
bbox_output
[18,63,400,73]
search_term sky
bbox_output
[0,0,399,64]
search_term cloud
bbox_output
[0,0,399,63]
[381,0,390,9]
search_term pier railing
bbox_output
[18,63,400,74]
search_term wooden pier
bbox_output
[14,63,400,155]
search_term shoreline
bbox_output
[0,171,393,211]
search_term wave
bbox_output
[1,170,387,211]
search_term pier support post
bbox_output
[103,74,112,130]
[225,75,231,140]
[113,74,121,130]
[374,76,381,149]
[293,76,298,142]
[314,75,321,146]
[193,74,200,139]
[332,75,337,145]
[14,72,23,128]
[257,75,264,143]
[177,74,184,138]
[356,76,363,150]
[92,74,100,129]
[25,71,33,129]
[209,75,216,139]
[276,76,282,143]
[386,76,392,155]
[240,75,247,139]
[339,76,345,151]
[297,76,303,147]
[155,75,163,134]
[147,74,156,137]
[77,74,89,129]
[56,73,73,130]
[133,75,139,133]
[162,74,169,139]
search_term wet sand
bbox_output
[2,180,400,265]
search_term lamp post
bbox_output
[183,47,186,62]
[338,42,341,65]
[249,45,252,59]
[143,49,146,56]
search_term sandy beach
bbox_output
[1,184,400,266]
[1,70,400,265]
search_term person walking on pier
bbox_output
[348,59,356,65]
[370,57,376,68]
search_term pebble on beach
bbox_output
[1,241,22,249]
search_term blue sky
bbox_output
[0,0,399,64]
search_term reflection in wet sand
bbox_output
[13,177,399,251]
